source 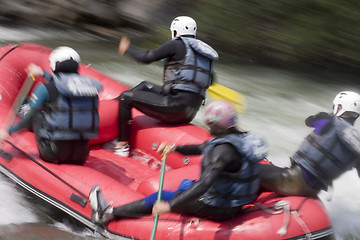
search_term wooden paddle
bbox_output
[150,149,168,240]
[207,82,246,113]
[0,73,36,144]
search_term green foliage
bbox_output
[184,0,360,70]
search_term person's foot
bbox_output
[89,185,114,224]
[103,140,130,157]
[114,144,130,157]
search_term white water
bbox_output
[0,175,37,225]
[1,26,360,239]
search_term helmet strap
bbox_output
[179,34,195,38]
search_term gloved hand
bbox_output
[157,142,176,155]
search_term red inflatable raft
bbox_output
[0,43,334,239]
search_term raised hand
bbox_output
[118,36,131,56]
[27,63,44,77]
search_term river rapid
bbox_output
[1,26,360,240]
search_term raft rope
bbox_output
[4,139,88,199]
[292,210,312,240]
[255,199,315,238]
[256,200,290,236]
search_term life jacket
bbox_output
[201,133,267,207]
[163,37,218,98]
[37,73,103,140]
[292,117,360,187]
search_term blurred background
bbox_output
[1,1,360,240]
[1,0,360,76]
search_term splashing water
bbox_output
[0,175,37,225]
[1,26,360,239]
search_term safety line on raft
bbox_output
[4,139,88,199]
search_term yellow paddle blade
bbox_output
[207,83,246,113]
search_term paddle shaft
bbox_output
[3,73,36,129]
[150,152,167,240]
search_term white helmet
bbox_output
[333,91,360,117]
[49,46,81,71]
[170,16,197,39]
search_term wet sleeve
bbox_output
[169,144,236,210]
[175,142,206,155]
[125,41,177,64]
[8,108,37,134]
[28,83,49,110]
[9,83,49,134]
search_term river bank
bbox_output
[2,0,360,76]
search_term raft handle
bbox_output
[183,157,190,165]
[0,149,12,162]
[152,142,158,151]
[188,218,199,228]
[70,193,88,207]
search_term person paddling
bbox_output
[89,100,268,223]
[106,16,219,157]
[260,91,360,197]
[5,46,103,165]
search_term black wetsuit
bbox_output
[112,129,249,221]
[117,39,204,142]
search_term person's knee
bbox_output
[118,92,134,112]
[120,90,133,100]
[119,91,135,108]
[142,81,154,89]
